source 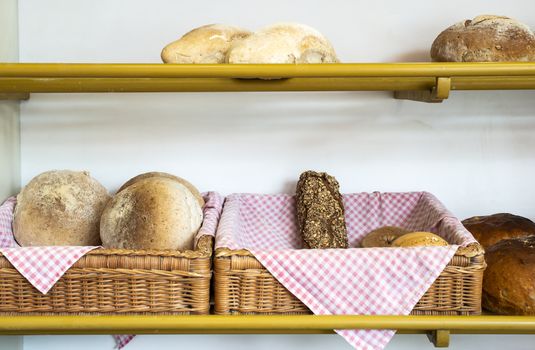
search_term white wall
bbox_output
[0,0,21,346]
[0,0,20,201]
[17,0,535,349]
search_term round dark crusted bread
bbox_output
[431,15,535,62]
[462,213,535,249]
[483,236,535,315]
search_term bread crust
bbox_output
[161,24,251,63]
[391,232,449,247]
[13,170,110,246]
[227,23,338,64]
[361,226,409,248]
[431,15,535,62]
[296,171,348,249]
[462,213,535,249]
[117,171,204,207]
[100,177,202,251]
[483,236,535,315]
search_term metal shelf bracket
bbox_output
[394,77,452,103]
[427,329,450,347]
[0,93,30,101]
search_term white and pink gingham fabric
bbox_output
[114,335,136,349]
[196,191,225,244]
[0,197,18,248]
[0,191,224,350]
[0,196,98,294]
[215,191,477,350]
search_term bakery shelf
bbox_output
[0,63,535,102]
[1,315,534,335]
[2,64,535,346]
[3,314,534,347]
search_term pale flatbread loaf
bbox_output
[100,177,203,251]
[13,170,110,246]
[161,24,252,63]
[431,15,535,62]
[117,171,204,207]
[227,23,339,63]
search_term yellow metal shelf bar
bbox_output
[0,315,534,335]
[1,76,535,93]
[1,63,535,78]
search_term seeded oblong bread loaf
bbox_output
[13,170,110,246]
[296,171,348,249]
[117,171,204,207]
[227,23,338,64]
[431,15,535,62]
[161,24,252,64]
[100,177,203,251]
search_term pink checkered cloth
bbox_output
[215,191,477,350]
[0,191,224,350]
[0,197,99,293]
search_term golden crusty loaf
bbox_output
[117,171,204,207]
[483,236,535,315]
[13,170,110,246]
[296,171,348,249]
[431,15,535,62]
[100,177,203,251]
[392,232,449,248]
[227,23,338,64]
[462,213,535,249]
[360,226,409,248]
[161,24,251,63]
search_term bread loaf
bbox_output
[13,170,110,246]
[392,232,448,247]
[161,24,251,63]
[431,15,535,62]
[296,171,348,249]
[482,236,535,315]
[100,177,203,251]
[462,213,535,249]
[227,23,338,64]
[117,171,204,207]
[360,226,409,248]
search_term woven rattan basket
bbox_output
[214,243,485,315]
[0,235,212,315]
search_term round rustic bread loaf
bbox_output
[161,24,252,63]
[100,177,203,251]
[462,213,535,249]
[431,15,535,62]
[117,171,204,207]
[483,236,535,315]
[227,23,338,64]
[13,170,110,246]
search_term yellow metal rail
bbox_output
[2,63,535,78]
[0,63,534,96]
[0,315,534,335]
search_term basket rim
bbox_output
[214,241,484,259]
[0,234,214,259]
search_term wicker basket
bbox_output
[0,235,212,315]
[214,244,485,315]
